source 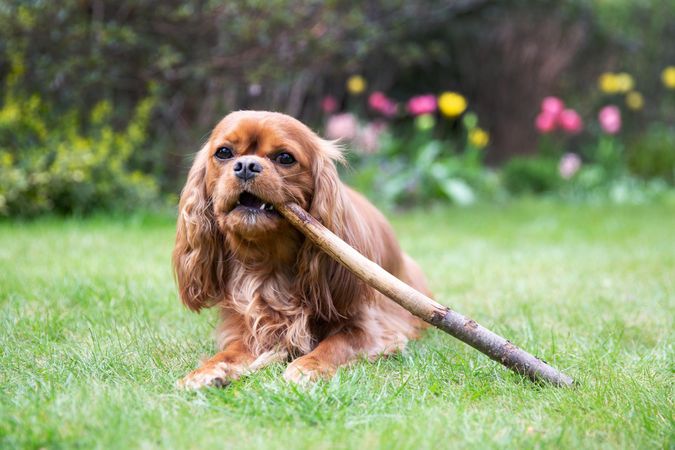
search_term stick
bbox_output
[277,202,574,387]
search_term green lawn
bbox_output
[1,200,673,449]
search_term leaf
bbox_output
[440,178,476,205]
[415,140,442,169]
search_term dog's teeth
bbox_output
[266,204,274,211]
[260,204,266,210]
[236,201,240,205]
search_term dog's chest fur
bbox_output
[225,263,315,356]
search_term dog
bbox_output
[173,111,430,388]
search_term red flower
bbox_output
[535,112,557,133]
[558,109,583,134]
[541,96,565,116]
[321,95,338,114]
[368,92,397,117]
[406,95,437,116]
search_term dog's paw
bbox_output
[177,362,236,390]
[283,356,334,385]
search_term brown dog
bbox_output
[173,111,430,388]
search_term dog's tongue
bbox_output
[239,192,264,208]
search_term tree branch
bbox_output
[277,202,574,387]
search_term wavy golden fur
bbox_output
[173,111,430,388]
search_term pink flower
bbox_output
[535,112,557,133]
[558,109,583,134]
[559,153,581,179]
[368,91,397,117]
[598,105,621,134]
[356,121,387,154]
[321,95,338,114]
[406,94,437,116]
[325,113,358,140]
[541,96,565,116]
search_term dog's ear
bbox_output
[296,139,374,320]
[172,146,228,311]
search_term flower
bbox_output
[598,105,621,134]
[535,97,582,135]
[414,113,436,131]
[559,153,581,179]
[599,72,634,94]
[368,91,397,117]
[438,92,467,117]
[558,109,583,134]
[321,95,338,114]
[346,75,366,94]
[356,121,387,154]
[541,96,565,116]
[615,73,634,93]
[468,127,489,148]
[407,95,437,116]
[599,72,620,94]
[535,111,557,133]
[325,113,358,140]
[625,91,644,110]
[662,66,675,89]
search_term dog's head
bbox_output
[173,111,368,316]
[202,111,339,240]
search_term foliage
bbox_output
[501,157,561,195]
[0,0,500,193]
[343,111,498,207]
[0,1,673,214]
[0,56,160,216]
[626,124,675,183]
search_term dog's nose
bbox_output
[233,157,263,181]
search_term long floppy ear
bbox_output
[172,147,228,311]
[296,140,375,321]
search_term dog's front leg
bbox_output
[178,340,286,389]
[284,326,393,384]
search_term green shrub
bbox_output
[501,157,561,195]
[346,127,500,208]
[626,125,675,183]
[0,56,160,216]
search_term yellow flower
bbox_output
[599,72,620,94]
[625,91,644,110]
[438,91,467,118]
[662,66,675,89]
[615,72,634,93]
[468,127,489,149]
[346,75,366,95]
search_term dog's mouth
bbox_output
[231,192,278,215]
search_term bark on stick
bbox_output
[277,202,574,387]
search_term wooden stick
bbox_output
[277,202,574,387]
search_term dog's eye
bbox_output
[214,146,234,160]
[274,152,296,165]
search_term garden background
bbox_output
[1,0,674,213]
[1,1,673,449]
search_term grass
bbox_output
[1,199,673,449]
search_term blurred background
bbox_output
[1,0,674,216]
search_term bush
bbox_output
[626,125,675,183]
[0,56,160,216]
[344,120,499,208]
[501,157,561,195]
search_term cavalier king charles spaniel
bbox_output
[174,111,431,388]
